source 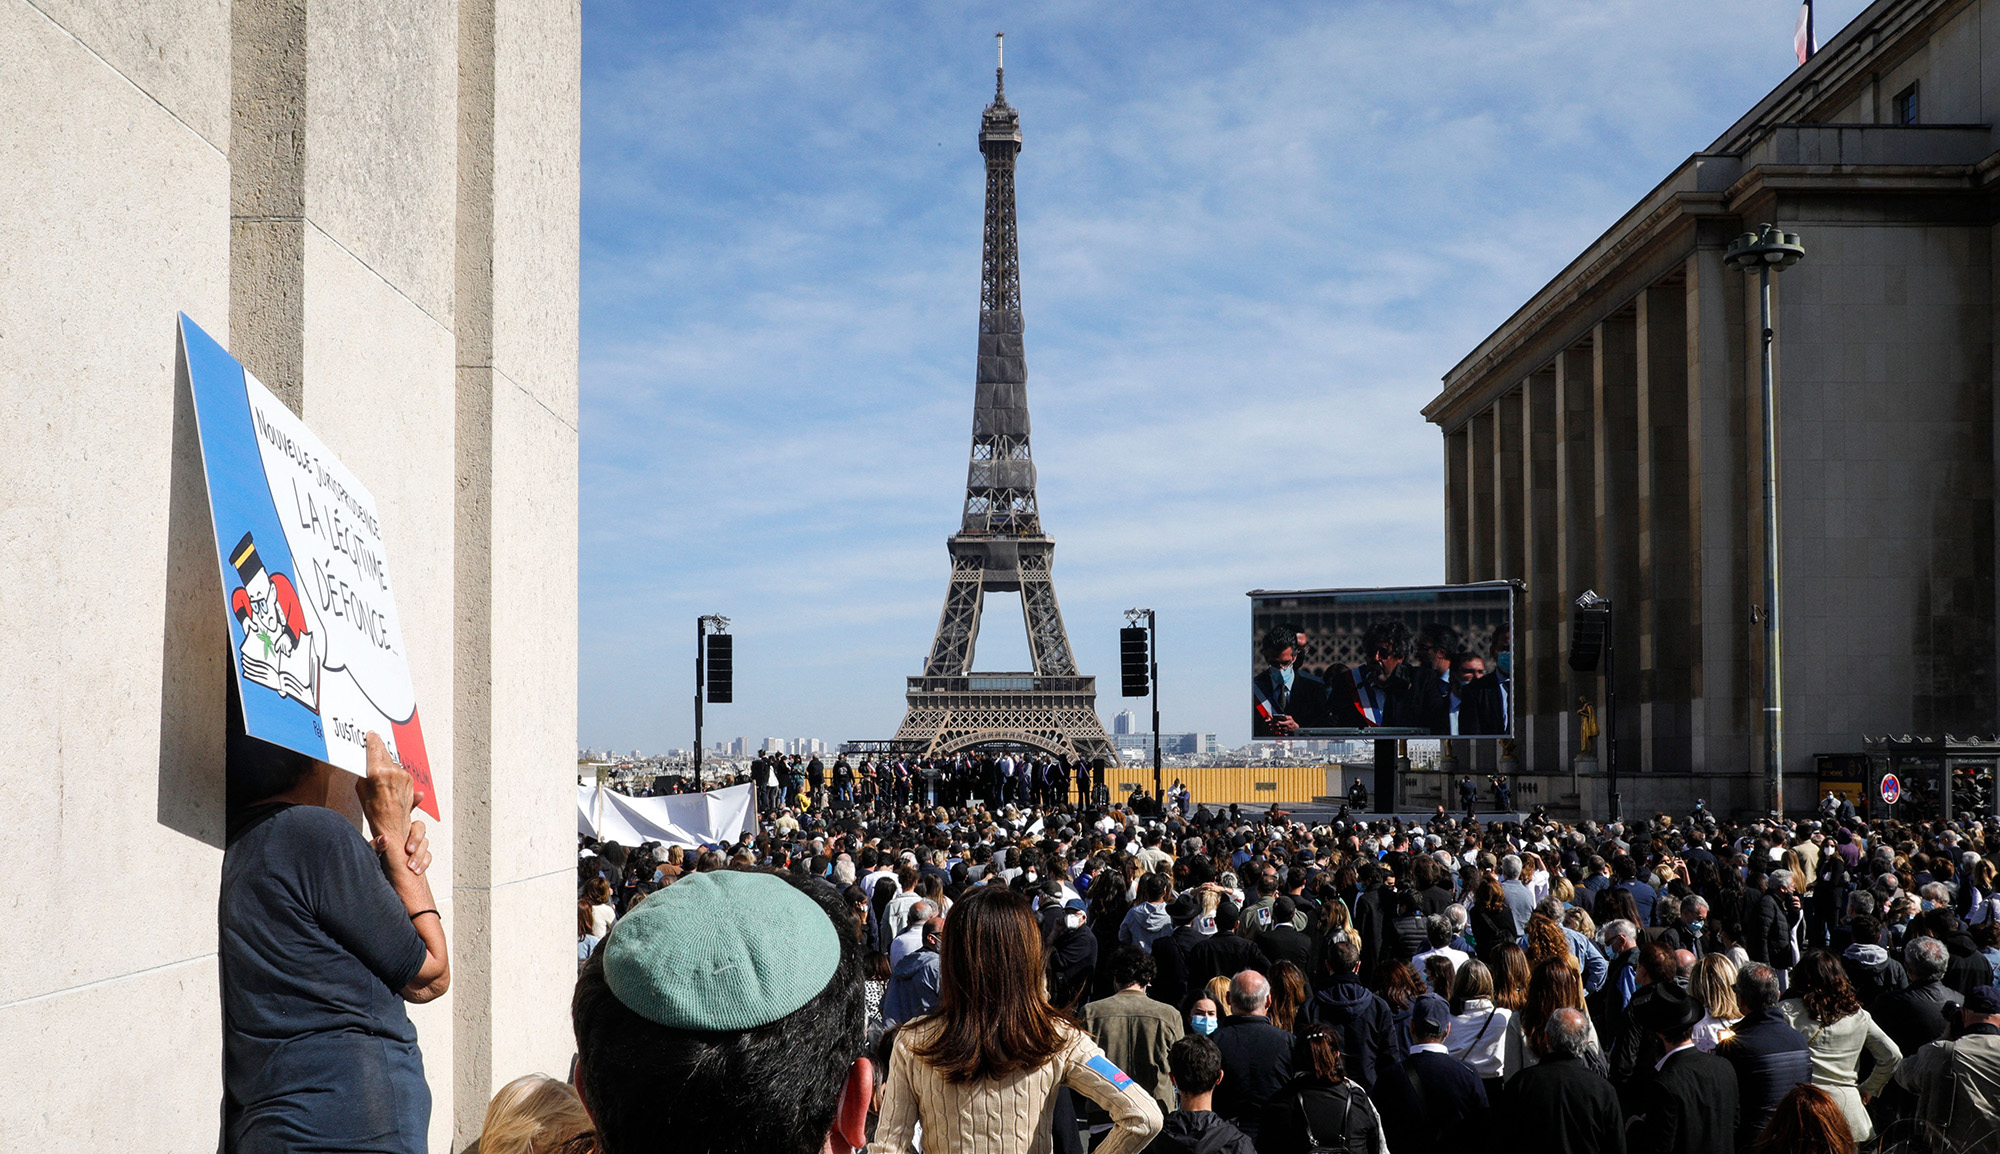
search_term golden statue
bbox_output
[1577,699,1598,756]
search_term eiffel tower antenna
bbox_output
[891,49,1117,769]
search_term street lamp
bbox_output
[1125,608,1161,802]
[1724,223,1805,817]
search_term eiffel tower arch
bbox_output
[892,49,1117,769]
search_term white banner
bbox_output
[577,782,757,849]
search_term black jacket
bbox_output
[1257,924,1318,978]
[1152,924,1206,1009]
[1351,885,1393,980]
[1939,929,1997,996]
[1745,889,1799,968]
[1299,976,1399,1091]
[1141,1109,1256,1154]
[1871,979,1960,1056]
[1631,1047,1739,1154]
[1045,925,1098,1012]
[1253,668,1329,735]
[1715,1007,1810,1152]
[1210,1016,1293,1141]
[1256,1076,1385,1154]
[1185,933,1271,995]
[1500,1052,1624,1154]
[1375,1047,1488,1149]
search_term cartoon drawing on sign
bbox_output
[229,530,322,712]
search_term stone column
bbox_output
[1684,233,1752,785]
[1445,426,1471,584]
[1495,389,1525,585]
[453,0,581,1146]
[1636,281,1692,772]
[1469,407,1496,580]
[1556,343,1597,767]
[1522,368,1562,771]
[1595,314,1640,774]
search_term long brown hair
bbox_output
[1293,1022,1346,1085]
[1521,957,1587,1049]
[1794,950,1861,1026]
[1270,961,1310,1033]
[910,886,1068,1082]
[1474,877,1509,913]
[1376,960,1426,1013]
[1750,1084,1855,1154]
[1492,944,1532,1011]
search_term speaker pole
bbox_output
[1606,598,1620,824]
[694,616,704,792]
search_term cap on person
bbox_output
[1964,984,2000,1016]
[1410,994,1452,1039]
[573,869,870,1154]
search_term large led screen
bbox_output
[1249,583,1514,739]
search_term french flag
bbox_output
[1795,0,1816,65]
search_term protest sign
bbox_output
[180,314,437,818]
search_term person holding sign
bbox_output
[221,732,450,1154]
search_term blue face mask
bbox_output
[1496,651,1511,678]
[1191,1015,1219,1035]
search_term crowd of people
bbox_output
[558,781,2000,1154]
[219,724,2000,1154]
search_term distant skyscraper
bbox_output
[1112,710,1136,735]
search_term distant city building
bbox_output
[1112,710,1136,735]
[1111,732,1217,757]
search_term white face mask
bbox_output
[1066,913,1085,929]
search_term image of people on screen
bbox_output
[1323,620,1416,729]
[1252,625,1327,736]
[1253,616,1511,736]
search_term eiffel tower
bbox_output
[892,43,1117,769]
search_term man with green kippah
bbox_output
[573,868,873,1154]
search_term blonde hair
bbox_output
[1692,954,1741,1021]
[478,1074,593,1154]
[1204,975,1233,1017]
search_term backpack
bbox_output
[1295,1085,1369,1154]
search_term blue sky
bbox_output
[580,0,1870,754]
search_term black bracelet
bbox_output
[411,909,439,922]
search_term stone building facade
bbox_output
[2,1,578,1150]
[1426,0,2000,816]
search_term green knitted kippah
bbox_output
[602,870,842,1031]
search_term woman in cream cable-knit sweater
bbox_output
[869,886,1163,1154]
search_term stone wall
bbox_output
[0,1,579,1149]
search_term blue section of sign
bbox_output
[1881,774,1901,805]
[1085,1054,1134,1090]
[181,314,328,763]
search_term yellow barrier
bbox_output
[1102,766,1334,806]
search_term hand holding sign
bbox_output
[358,731,419,869]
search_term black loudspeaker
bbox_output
[1568,609,1608,672]
[705,634,733,703]
[1120,627,1150,697]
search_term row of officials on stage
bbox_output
[1252,620,1511,738]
